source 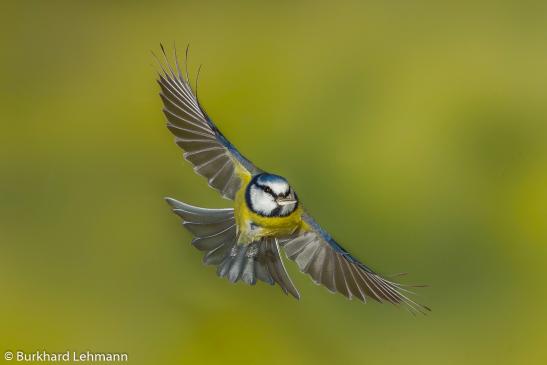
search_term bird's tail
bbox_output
[165,198,300,299]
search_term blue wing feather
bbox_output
[289,213,429,313]
[302,213,375,273]
[157,45,261,199]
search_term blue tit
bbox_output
[156,45,429,314]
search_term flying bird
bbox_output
[156,45,429,314]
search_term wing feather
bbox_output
[156,45,261,199]
[259,239,300,299]
[281,213,430,314]
[320,250,337,293]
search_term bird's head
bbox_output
[246,173,298,217]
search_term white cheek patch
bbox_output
[250,185,276,215]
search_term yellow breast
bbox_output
[233,174,303,244]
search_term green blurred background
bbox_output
[1,1,546,364]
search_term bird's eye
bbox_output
[264,187,272,194]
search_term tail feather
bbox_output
[166,197,300,298]
[254,257,274,285]
[216,244,255,283]
[241,243,259,285]
[260,239,300,299]
[227,246,247,283]
[217,249,235,278]
[241,252,257,285]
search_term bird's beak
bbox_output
[276,197,297,206]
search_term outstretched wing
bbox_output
[156,45,261,199]
[282,213,430,314]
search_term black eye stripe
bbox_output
[256,183,275,195]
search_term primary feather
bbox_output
[156,44,260,199]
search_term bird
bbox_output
[155,45,429,314]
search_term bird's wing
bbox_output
[156,45,261,200]
[281,213,430,314]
